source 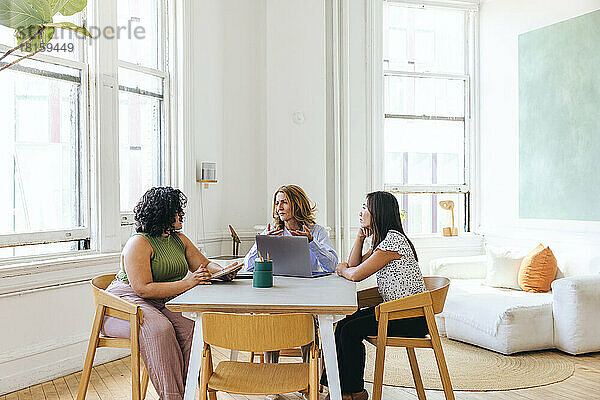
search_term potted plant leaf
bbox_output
[0,0,92,72]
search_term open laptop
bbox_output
[255,235,332,278]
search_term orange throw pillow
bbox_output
[518,244,558,293]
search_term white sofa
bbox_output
[430,253,600,355]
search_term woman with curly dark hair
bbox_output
[102,187,239,400]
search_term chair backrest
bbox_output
[423,276,450,315]
[229,225,241,256]
[92,274,116,291]
[90,274,140,320]
[201,312,314,352]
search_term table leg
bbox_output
[183,313,203,400]
[318,314,344,400]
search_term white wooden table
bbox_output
[166,274,357,400]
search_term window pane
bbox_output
[0,242,79,259]
[384,4,465,74]
[119,67,163,95]
[393,193,467,234]
[385,76,464,118]
[0,66,83,234]
[118,0,160,68]
[119,90,163,212]
[384,119,465,185]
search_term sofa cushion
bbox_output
[485,246,524,290]
[518,244,557,293]
[552,275,600,354]
[430,255,487,279]
[439,279,554,353]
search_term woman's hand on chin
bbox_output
[358,227,372,239]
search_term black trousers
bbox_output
[320,306,428,393]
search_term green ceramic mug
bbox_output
[253,260,273,288]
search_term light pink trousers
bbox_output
[102,280,194,400]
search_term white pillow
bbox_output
[485,245,525,290]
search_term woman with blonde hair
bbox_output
[244,184,338,273]
[243,185,338,386]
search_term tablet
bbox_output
[210,262,243,279]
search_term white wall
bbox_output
[191,0,225,248]
[192,0,331,254]
[265,0,329,226]
[479,0,600,250]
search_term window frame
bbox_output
[118,0,171,220]
[377,0,478,234]
[0,12,92,254]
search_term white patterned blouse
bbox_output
[374,230,426,302]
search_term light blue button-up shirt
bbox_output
[243,224,338,273]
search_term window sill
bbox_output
[410,232,484,249]
[348,227,483,249]
[0,252,120,296]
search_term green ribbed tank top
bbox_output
[116,232,189,283]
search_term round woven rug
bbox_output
[364,338,574,391]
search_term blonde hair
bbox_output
[272,185,317,229]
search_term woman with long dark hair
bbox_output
[102,187,239,399]
[322,191,427,400]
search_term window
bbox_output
[382,1,476,234]
[118,0,170,214]
[0,18,89,258]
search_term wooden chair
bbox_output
[199,312,320,400]
[250,347,301,363]
[211,225,242,262]
[229,224,241,257]
[249,351,265,363]
[77,274,150,400]
[361,276,454,400]
[250,347,326,393]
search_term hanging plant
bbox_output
[0,0,92,71]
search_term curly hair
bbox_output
[272,185,317,230]
[134,187,188,236]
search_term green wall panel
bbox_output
[519,9,600,221]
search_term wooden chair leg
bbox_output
[319,350,325,393]
[406,347,426,400]
[309,344,319,400]
[207,348,217,400]
[77,305,105,400]
[141,362,149,399]
[250,352,255,363]
[425,307,454,400]
[260,353,264,363]
[199,345,212,400]
[372,312,389,400]
[130,312,142,400]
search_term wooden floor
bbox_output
[3,346,600,400]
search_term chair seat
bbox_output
[208,361,309,395]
